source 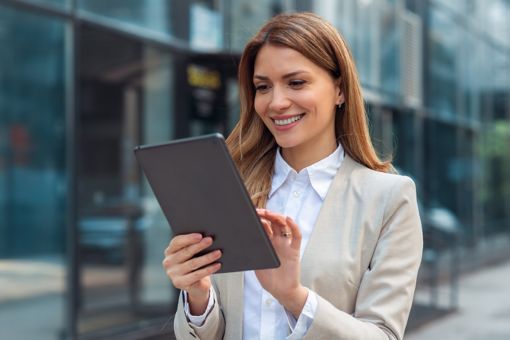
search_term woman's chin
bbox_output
[274,137,301,150]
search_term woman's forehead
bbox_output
[253,44,333,80]
[254,45,317,73]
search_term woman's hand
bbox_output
[162,233,222,315]
[255,209,308,318]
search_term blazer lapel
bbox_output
[300,155,357,286]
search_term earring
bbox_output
[337,102,343,109]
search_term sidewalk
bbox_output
[406,259,510,340]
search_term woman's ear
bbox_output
[335,77,345,106]
[336,92,345,107]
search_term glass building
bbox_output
[0,0,509,338]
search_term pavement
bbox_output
[405,259,510,340]
[2,256,510,339]
[0,258,64,303]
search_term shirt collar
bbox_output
[269,148,293,198]
[307,143,344,200]
[269,144,345,200]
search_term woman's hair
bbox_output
[226,12,393,208]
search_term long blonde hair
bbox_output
[226,12,392,208]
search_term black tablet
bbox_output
[134,133,280,273]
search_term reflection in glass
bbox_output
[424,120,458,219]
[379,1,400,95]
[76,24,176,336]
[355,1,375,85]
[227,0,274,51]
[0,4,67,339]
[19,0,69,11]
[77,0,172,38]
[427,6,458,117]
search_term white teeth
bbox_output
[273,114,303,126]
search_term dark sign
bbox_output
[187,63,225,122]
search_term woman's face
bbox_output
[253,44,343,159]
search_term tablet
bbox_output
[134,133,280,273]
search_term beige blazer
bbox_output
[174,155,423,340]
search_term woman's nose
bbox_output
[268,87,291,112]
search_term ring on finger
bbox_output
[281,231,292,238]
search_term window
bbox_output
[76,25,176,336]
[0,4,67,338]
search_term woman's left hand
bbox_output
[255,209,309,318]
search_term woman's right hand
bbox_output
[162,233,222,315]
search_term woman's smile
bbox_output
[272,113,306,129]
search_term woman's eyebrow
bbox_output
[253,70,309,81]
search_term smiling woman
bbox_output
[164,12,423,340]
[227,12,394,210]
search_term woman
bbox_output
[163,12,422,340]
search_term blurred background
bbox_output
[0,0,509,339]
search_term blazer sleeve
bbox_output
[174,288,225,340]
[304,176,423,340]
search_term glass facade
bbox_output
[75,24,177,336]
[423,0,510,244]
[77,0,173,39]
[1,0,509,338]
[22,0,69,11]
[0,3,67,339]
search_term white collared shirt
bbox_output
[185,144,344,339]
[243,144,344,340]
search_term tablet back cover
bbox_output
[134,134,280,273]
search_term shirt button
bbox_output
[293,191,300,198]
[265,299,273,307]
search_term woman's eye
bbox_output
[255,84,269,92]
[289,80,305,88]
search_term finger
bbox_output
[166,251,219,287]
[286,216,302,249]
[184,249,222,273]
[260,217,274,239]
[166,233,203,255]
[262,211,294,239]
[257,209,272,224]
[173,262,222,289]
[162,236,213,271]
[171,236,214,264]
[256,208,267,215]
[259,210,288,229]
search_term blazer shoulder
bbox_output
[347,158,416,195]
